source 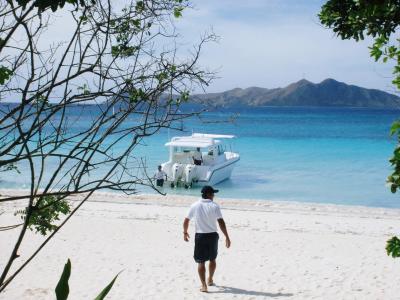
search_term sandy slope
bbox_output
[1,190,400,299]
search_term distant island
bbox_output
[193,78,400,108]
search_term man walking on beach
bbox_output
[183,186,231,292]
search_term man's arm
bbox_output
[183,218,190,242]
[217,218,231,248]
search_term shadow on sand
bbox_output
[211,286,294,298]
[209,285,293,298]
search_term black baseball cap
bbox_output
[201,185,219,194]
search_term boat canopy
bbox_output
[165,133,235,148]
[165,137,220,148]
[192,133,235,139]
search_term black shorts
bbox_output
[194,159,202,166]
[194,232,219,263]
[156,179,164,187]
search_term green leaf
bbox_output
[77,83,91,95]
[386,236,400,258]
[94,273,120,300]
[135,1,144,13]
[180,91,190,102]
[390,121,400,136]
[55,259,71,300]
[156,72,168,83]
[390,183,397,193]
[173,7,183,18]
[0,66,13,84]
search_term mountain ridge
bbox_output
[193,78,400,108]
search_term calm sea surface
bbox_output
[2,105,400,208]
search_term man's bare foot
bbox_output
[200,285,208,292]
[207,278,214,286]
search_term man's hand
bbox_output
[217,218,231,248]
[183,218,190,241]
[225,237,231,248]
[183,232,190,242]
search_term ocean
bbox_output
[1,105,400,208]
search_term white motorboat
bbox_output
[161,133,240,188]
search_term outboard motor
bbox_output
[184,164,197,189]
[171,163,183,187]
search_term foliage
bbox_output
[319,0,400,89]
[319,0,400,257]
[15,0,96,12]
[15,196,71,235]
[55,259,119,300]
[386,236,400,258]
[0,66,13,85]
[174,6,184,18]
[110,13,143,58]
[110,1,185,58]
[94,273,119,300]
[388,121,400,193]
[77,83,91,95]
[55,259,71,300]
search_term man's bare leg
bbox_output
[197,263,207,292]
[208,260,216,286]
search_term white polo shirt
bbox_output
[154,170,167,180]
[193,151,202,161]
[186,198,223,233]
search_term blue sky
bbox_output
[175,0,396,93]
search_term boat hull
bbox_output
[162,155,239,187]
[196,157,239,186]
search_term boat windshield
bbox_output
[173,147,202,153]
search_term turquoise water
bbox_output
[1,105,400,208]
[142,107,400,208]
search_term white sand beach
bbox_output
[1,190,400,299]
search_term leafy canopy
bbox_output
[319,0,400,89]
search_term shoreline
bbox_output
[1,188,400,219]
